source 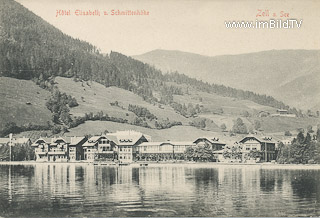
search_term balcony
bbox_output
[48,149,67,155]
[98,150,114,154]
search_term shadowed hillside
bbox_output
[134,49,320,111]
[0,77,51,129]
[0,0,319,139]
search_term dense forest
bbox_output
[277,129,320,164]
[0,0,295,121]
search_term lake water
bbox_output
[0,164,320,217]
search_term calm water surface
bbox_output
[0,164,319,217]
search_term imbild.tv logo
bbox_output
[225,19,303,29]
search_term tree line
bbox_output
[0,0,301,123]
[277,129,320,164]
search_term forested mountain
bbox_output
[134,49,320,111]
[0,0,295,114]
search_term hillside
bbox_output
[275,71,320,111]
[0,77,51,129]
[0,0,295,114]
[55,77,318,137]
[133,49,320,111]
[0,0,319,140]
[54,77,189,125]
[64,121,227,142]
[4,74,317,141]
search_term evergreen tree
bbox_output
[232,118,248,134]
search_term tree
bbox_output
[296,132,305,144]
[220,123,227,131]
[276,142,289,163]
[0,122,22,136]
[223,146,242,161]
[242,110,250,117]
[284,130,292,136]
[289,132,317,164]
[248,150,263,160]
[184,145,215,162]
[307,125,314,133]
[232,118,248,134]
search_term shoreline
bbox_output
[1,161,320,169]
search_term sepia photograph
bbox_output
[0,0,320,217]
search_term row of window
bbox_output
[119,154,131,160]
[140,145,187,152]
[119,147,132,152]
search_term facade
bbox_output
[107,131,149,163]
[32,137,52,162]
[82,135,117,161]
[67,137,87,161]
[193,137,226,151]
[29,133,280,163]
[137,141,194,161]
[32,136,86,162]
[48,137,69,162]
[239,136,277,162]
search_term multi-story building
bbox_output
[82,135,117,161]
[239,136,277,162]
[32,136,86,162]
[107,131,149,163]
[67,137,87,161]
[193,137,226,151]
[48,137,70,162]
[137,141,194,161]
[32,137,52,162]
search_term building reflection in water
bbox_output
[1,164,320,217]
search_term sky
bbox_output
[16,0,320,57]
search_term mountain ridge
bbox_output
[133,49,320,111]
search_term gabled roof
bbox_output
[52,137,68,144]
[161,141,194,146]
[33,137,53,144]
[88,136,103,142]
[193,137,226,145]
[239,135,277,144]
[107,131,148,146]
[67,136,86,145]
[83,136,103,147]
[83,140,98,147]
[33,136,86,146]
[83,135,111,147]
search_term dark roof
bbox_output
[239,136,276,144]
